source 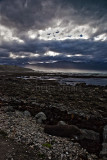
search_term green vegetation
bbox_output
[42,143,52,149]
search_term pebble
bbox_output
[0,107,95,160]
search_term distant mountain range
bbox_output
[0,65,33,72]
[0,61,107,73]
[30,61,107,71]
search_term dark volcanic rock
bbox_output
[80,129,100,141]
[44,124,82,138]
[100,125,107,158]
[79,129,101,154]
[100,143,107,158]
[44,124,102,155]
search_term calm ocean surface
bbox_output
[23,66,107,86]
[60,78,107,86]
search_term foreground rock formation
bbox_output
[0,108,96,160]
[0,71,107,159]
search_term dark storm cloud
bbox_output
[0,0,55,32]
[0,38,107,63]
[0,0,107,36]
[0,0,107,68]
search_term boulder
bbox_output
[44,124,82,138]
[100,125,107,158]
[80,129,100,141]
[57,121,67,126]
[24,110,31,117]
[100,143,107,158]
[35,112,47,124]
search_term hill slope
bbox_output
[0,65,33,72]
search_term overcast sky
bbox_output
[0,0,107,68]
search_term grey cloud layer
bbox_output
[0,39,107,64]
[0,0,55,31]
[0,0,107,66]
[0,0,107,35]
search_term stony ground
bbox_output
[0,133,42,160]
[0,107,96,160]
[0,72,107,160]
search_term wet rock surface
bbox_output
[0,72,107,159]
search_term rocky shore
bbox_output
[0,72,107,160]
[0,108,96,160]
